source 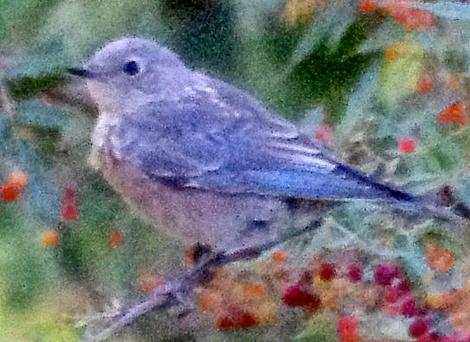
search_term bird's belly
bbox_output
[98,157,330,251]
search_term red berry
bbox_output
[216,306,258,330]
[359,0,377,14]
[396,279,412,296]
[397,8,434,32]
[386,2,434,32]
[319,263,336,281]
[63,182,77,202]
[62,203,78,221]
[272,250,288,263]
[385,286,398,303]
[61,183,79,221]
[409,318,429,338]
[425,332,443,341]
[138,273,165,293]
[437,102,468,126]
[282,285,321,311]
[347,264,362,283]
[236,312,258,328]
[338,316,359,342]
[399,138,417,154]
[314,125,334,145]
[416,72,434,94]
[1,171,28,202]
[110,230,123,248]
[374,264,400,286]
[401,298,418,317]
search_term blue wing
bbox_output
[115,78,417,205]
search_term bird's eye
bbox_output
[123,60,140,76]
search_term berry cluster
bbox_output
[191,246,470,341]
[0,171,28,202]
[360,0,434,32]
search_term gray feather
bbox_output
[113,79,418,204]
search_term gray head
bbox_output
[69,37,192,112]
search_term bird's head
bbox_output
[69,37,190,113]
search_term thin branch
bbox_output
[81,219,323,342]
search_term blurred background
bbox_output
[1,0,470,341]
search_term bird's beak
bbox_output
[67,68,96,79]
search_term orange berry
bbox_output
[110,230,122,248]
[383,0,400,16]
[416,73,434,94]
[426,291,462,310]
[338,316,360,342]
[384,1,433,31]
[272,250,288,263]
[445,73,463,92]
[425,242,454,272]
[449,308,470,334]
[242,283,267,300]
[41,229,60,247]
[198,288,223,312]
[10,171,28,188]
[254,302,277,324]
[384,44,404,61]
[437,102,468,126]
[1,171,28,202]
[395,9,433,32]
[359,0,377,14]
[138,273,165,293]
[321,291,337,310]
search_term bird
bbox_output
[68,37,468,254]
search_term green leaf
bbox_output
[290,0,357,66]
[337,62,380,133]
[0,218,61,310]
[8,73,66,99]
[378,40,424,110]
[294,311,338,342]
[359,19,405,54]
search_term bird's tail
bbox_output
[391,185,470,222]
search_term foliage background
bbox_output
[0,0,470,341]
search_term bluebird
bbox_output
[68,37,467,253]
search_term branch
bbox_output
[81,219,323,341]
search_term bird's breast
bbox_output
[89,112,122,170]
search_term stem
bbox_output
[82,219,323,341]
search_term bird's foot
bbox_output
[184,242,217,284]
[184,242,213,268]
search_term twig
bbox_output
[81,219,323,341]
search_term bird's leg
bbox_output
[184,242,213,268]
